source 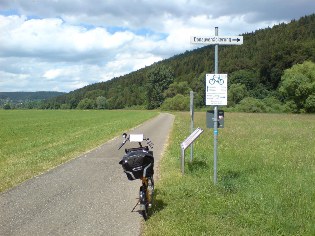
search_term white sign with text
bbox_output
[205,74,228,106]
[190,36,243,45]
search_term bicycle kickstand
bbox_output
[131,198,140,212]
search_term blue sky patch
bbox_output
[107,25,167,39]
[0,9,20,16]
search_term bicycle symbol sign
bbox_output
[205,74,228,106]
[209,74,224,85]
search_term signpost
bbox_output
[191,27,243,184]
[190,91,194,162]
[180,127,204,174]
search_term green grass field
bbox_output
[1,110,314,235]
[144,112,315,235]
[0,110,157,192]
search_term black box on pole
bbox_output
[206,110,224,128]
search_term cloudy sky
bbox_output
[0,0,314,92]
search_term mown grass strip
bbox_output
[144,112,315,236]
[0,110,157,192]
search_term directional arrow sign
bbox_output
[191,36,243,45]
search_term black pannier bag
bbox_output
[119,150,154,180]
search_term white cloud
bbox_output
[43,69,62,80]
[0,0,314,92]
[0,70,30,91]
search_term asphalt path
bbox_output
[0,113,174,236]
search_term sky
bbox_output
[0,0,314,92]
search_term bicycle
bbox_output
[118,133,154,220]
[209,74,224,85]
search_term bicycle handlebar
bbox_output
[118,134,154,150]
[146,138,154,149]
[118,137,129,150]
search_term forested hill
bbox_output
[0,91,65,109]
[0,91,65,101]
[43,14,315,113]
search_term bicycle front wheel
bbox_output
[139,186,148,220]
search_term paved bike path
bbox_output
[0,113,174,236]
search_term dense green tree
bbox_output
[236,97,267,113]
[305,95,315,113]
[229,70,259,90]
[84,90,106,100]
[96,96,107,109]
[228,83,248,107]
[146,65,175,109]
[190,72,206,108]
[279,61,315,113]
[60,104,70,109]
[262,96,285,113]
[77,98,96,109]
[106,97,115,110]
[69,98,78,109]
[3,103,11,110]
[164,81,191,98]
[107,95,125,109]
[161,94,190,111]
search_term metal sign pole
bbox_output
[213,27,219,184]
[181,147,185,175]
[190,91,194,163]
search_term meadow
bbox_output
[0,110,157,192]
[144,112,315,235]
[1,110,314,235]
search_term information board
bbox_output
[205,74,228,106]
[180,127,204,150]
